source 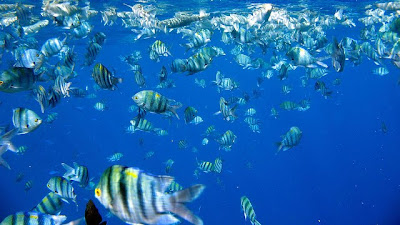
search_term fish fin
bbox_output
[275,142,282,155]
[0,145,11,170]
[315,61,328,68]
[156,175,174,192]
[61,163,75,179]
[254,220,262,225]
[155,214,180,224]
[61,198,70,204]
[168,184,205,225]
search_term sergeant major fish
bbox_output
[61,162,89,188]
[133,90,182,119]
[92,63,123,90]
[95,165,205,225]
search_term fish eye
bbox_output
[135,96,138,100]
[34,119,38,122]
[55,190,58,193]
[47,184,50,188]
[95,188,101,197]
[0,81,3,85]
[36,54,39,57]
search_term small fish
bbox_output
[0,67,39,93]
[213,157,223,173]
[373,67,389,76]
[41,37,67,57]
[166,180,183,194]
[24,180,33,192]
[107,153,123,162]
[15,172,24,182]
[95,165,205,225]
[202,138,209,146]
[129,117,154,133]
[16,145,28,155]
[217,130,237,151]
[94,101,108,111]
[133,90,182,119]
[204,125,216,136]
[0,212,66,225]
[241,196,261,225]
[190,116,203,125]
[14,48,45,71]
[194,78,206,88]
[92,63,122,90]
[286,46,327,68]
[178,140,188,149]
[245,108,256,116]
[280,101,298,111]
[154,129,168,136]
[165,159,174,173]
[46,112,58,124]
[149,40,171,62]
[381,121,387,134]
[61,162,89,188]
[144,151,155,160]
[184,106,198,124]
[270,107,279,119]
[47,176,77,204]
[32,192,64,215]
[277,127,302,153]
[197,160,214,173]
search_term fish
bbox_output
[149,40,171,62]
[134,70,146,88]
[32,192,64,215]
[184,106,198,124]
[202,138,209,145]
[213,157,223,173]
[12,108,42,135]
[53,76,72,98]
[178,140,188,149]
[14,48,45,71]
[165,159,174,173]
[277,126,303,153]
[0,67,40,93]
[94,101,108,111]
[95,165,205,225]
[61,162,90,188]
[197,160,214,173]
[166,180,183,194]
[190,116,203,125]
[47,176,77,204]
[85,42,102,66]
[214,97,238,122]
[107,153,123,162]
[0,212,66,225]
[286,47,327,68]
[92,63,123,90]
[280,101,299,111]
[85,199,107,225]
[144,151,155,160]
[16,145,28,155]
[41,37,67,57]
[46,112,58,124]
[133,90,182,119]
[24,180,33,192]
[331,38,345,72]
[241,196,261,225]
[217,130,237,151]
[129,117,155,133]
[15,172,24,182]
[245,108,256,116]
[194,78,206,88]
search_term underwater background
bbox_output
[1,0,400,224]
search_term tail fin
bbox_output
[253,219,262,225]
[168,184,205,225]
[0,145,10,170]
[61,163,75,179]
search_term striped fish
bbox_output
[217,130,236,151]
[314,81,332,98]
[130,117,154,133]
[92,63,123,90]
[95,165,205,225]
[12,108,42,134]
[215,97,238,122]
[46,176,77,204]
[0,67,38,93]
[0,212,66,225]
[108,153,123,162]
[198,160,214,173]
[41,37,67,57]
[178,140,188,149]
[166,180,183,194]
[53,76,71,97]
[241,196,261,225]
[61,162,89,188]
[165,159,174,173]
[34,85,49,113]
[149,40,171,62]
[132,90,182,119]
[184,106,198,124]
[32,192,64,215]
[24,180,33,192]
[134,70,146,88]
[277,126,302,153]
[213,157,223,173]
[85,42,102,66]
[280,101,298,111]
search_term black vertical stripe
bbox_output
[24,212,29,225]
[11,214,16,225]
[151,180,163,215]
[47,194,57,213]
[106,167,113,205]
[119,168,131,219]
[137,171,148,220]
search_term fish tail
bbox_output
[61,163,75,179]
[275,142,282,154]
[0,145,10,170]
[253,219,262,225]
[168,184,205,225]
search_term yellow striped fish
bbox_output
[95,165,205,225]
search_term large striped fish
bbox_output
[47,176,77,204]
[92,63,123,90]
[132,90,182,119]
[241,196,261,225]
[95,165,205,225]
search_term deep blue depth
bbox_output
[1,0,400,225]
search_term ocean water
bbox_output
[1,0,400,224]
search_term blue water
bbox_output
[1,0,400,224]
